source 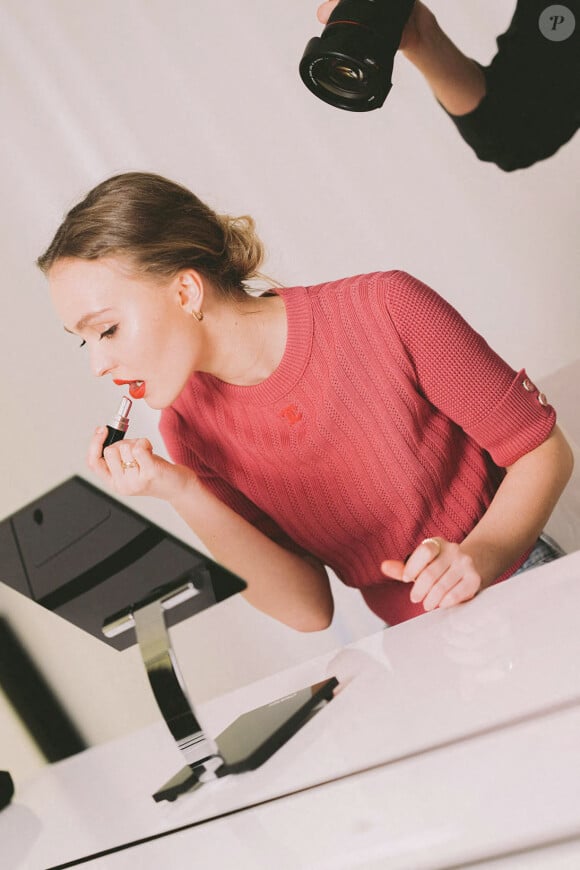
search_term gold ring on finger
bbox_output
[421,537,441,558]
[121,459,139,471]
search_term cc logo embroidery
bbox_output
[279,404,303,425]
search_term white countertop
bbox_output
[3,549,580,869]
[79,704,580,870]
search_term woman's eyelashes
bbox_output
[78,325,118,348]
[100,325,118,340]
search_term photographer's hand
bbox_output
[316,1,487,116]
[317,0,427,53]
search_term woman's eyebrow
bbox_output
[63,308,114,333]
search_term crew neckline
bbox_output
[194,286,313,405]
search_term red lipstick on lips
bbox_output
[113,379,146,400]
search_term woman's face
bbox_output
[49,256,202,409]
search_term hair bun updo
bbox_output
[37,171,271,301]
[216,213,265,290]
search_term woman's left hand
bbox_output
[381,538,483,611]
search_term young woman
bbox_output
[39,172,573,631]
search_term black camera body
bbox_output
[299,0,415,112]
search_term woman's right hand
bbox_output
[87,427,197,503]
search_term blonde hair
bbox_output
[37,172,268,299]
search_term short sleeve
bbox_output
[381,271,556,467]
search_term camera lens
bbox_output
[300,31,389,111]
[316,58,370,100]
[299,0,415,112]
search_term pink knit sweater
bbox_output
[160,271,556,625]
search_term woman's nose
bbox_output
[90,345,115,378]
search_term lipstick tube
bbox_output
[101,396,132,456]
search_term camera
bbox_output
[299,0,415,112]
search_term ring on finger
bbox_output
[121,459,139,471]
[421,537,441,558]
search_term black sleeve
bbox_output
[443,0,580,171]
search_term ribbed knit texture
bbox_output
[160,271,556,625]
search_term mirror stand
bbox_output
[102,578,338,802]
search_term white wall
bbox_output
[0,0,578,786]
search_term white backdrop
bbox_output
[0,0,578,784]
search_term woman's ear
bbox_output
[176,269,204,315]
